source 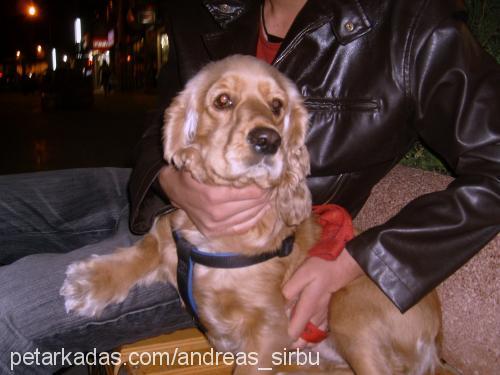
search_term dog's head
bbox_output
[163,55,311,226]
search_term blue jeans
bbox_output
[0,168,193,374]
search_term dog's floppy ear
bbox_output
[277,94,312,226]
[162,83,200,168]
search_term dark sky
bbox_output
[0,0,107,60]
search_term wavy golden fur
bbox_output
[61,55,446,374]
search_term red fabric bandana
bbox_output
[300,321,329,343]
[308,204,354,260]
[298,205,354,344]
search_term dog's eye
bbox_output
[271,98,283,116]
[214,93,233,109]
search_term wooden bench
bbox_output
[108,328,231,375]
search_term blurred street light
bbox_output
[16,50,21,59]
[27,4,38,17]
[52,48,57,71]
[75,18,82,44]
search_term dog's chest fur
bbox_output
[195,261,288,352]
[162,210,320,353]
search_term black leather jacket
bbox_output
[129,0,500,312]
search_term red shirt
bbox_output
[256,24,281,64]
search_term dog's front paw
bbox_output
[60,257,129,317]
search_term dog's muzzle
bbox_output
[247,127,281,155]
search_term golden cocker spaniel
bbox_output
[61,55,445,374]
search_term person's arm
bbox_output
[347,7,500,312]
[128,14,181,235]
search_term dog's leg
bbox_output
[328,278,442,375]
[60,216,174,317]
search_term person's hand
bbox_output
[282,249,364,348]
[158,166,271,238]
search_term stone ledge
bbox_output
[354,165,499,374]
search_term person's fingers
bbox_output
[290,298,329,348]
[204,191,270,224]
[163,166,269,208]
[291,337,308,349]
[202,204,270,238]
[287,281,324,340]
[191,201,271,238]
[206,183,270,204]
[182,171,269,205]
[282,262,315,302]
[225,203,271,235]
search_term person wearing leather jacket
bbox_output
[0,0,499,373]
[128,0,500,343]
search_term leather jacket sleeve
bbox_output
[346,10,500,312]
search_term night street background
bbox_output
[0,91,158,175]
[0,0,166,177]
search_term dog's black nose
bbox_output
[247,127,281,155]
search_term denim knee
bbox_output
[0,291,53,374]
[0,168,132,264]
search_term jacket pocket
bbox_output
[303,96,395,173]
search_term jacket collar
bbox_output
[202,0,248,29]
[202,0,260,60]
[202,0,372,62]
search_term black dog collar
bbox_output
[173,231,295,332]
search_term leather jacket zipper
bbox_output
[304,98,379,112]
[323,174,346,204]
[274,16,333,66]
